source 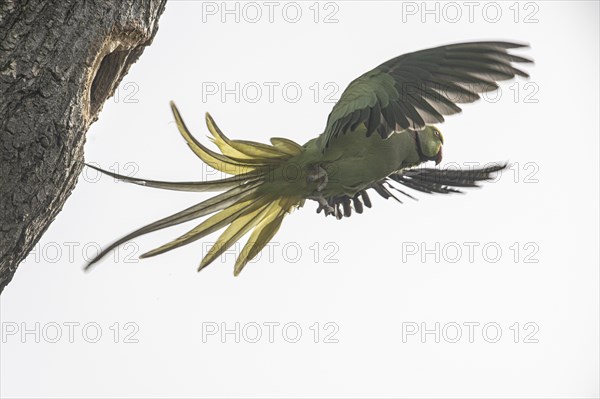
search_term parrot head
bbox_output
[417,126,444,165]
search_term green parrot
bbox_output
[86,41,532,275]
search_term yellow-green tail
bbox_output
[85,102,305,275]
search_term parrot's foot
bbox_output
[309,190,373,220]
[317,197,336,216]
[306,165,328,192]
[309,195,335,216]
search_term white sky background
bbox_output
[1,1,599,398]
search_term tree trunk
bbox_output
[0,0,167,294]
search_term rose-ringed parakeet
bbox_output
[85,41,532,275]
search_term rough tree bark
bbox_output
[0,0,167,294]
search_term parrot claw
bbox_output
[311,195,335,216]
[310,190,368,219]
[307,165,334,215]
[306,165,329,192]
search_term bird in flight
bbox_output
[86,41,532,275]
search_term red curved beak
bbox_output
[435,147,443,165]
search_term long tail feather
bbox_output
[85,163,261,192]
[171,102,258,174]
[270,137,305,156]
[234,198,295,275]
[84,182,262,271]
[205,112,288,160]
[139,197,265,258]
[86,102,305,274]
[198,201,276,271]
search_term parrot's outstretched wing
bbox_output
[320,41,532,149]
[317,163,507,219]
